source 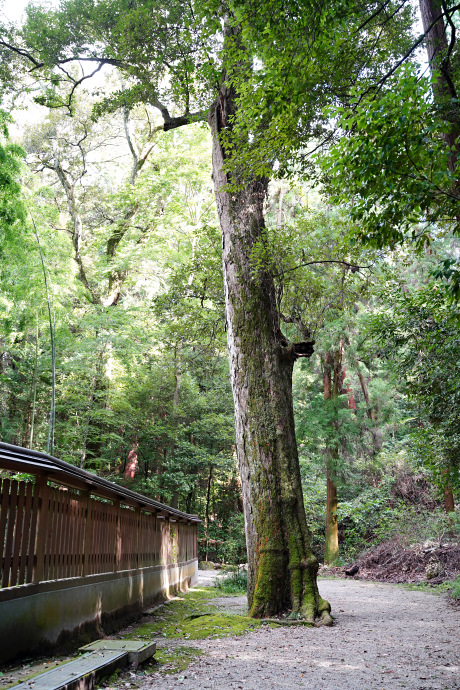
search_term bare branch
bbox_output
[273,259,373,279]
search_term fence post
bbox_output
[83,491,92,577]
[33,475,50,584]
[114,500,121,572]
[135,506,141,569]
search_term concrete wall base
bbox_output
[0,559,198,665]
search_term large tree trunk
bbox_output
[209,72,331,622]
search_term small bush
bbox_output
[451,575,460,600]
[216,569,248,594]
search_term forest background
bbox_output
[0,0,459,577]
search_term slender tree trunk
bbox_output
[124,439,139,481]
[442,468,455,512]
[444,485,455,513]
[208,31,330,621]
[419,0,460,180]
[205,465,213,562]
[323,352,339,565]
[356,365,383,453]
[325,469,339,565]
[29,318,39,449]
[173,344,181,408]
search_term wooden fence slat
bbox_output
[0,479,11,585]
[64,492,72,577]
[34,477,51,583]
[114,501,121,572]
[47,488,59,580]
[65,496,74,578]
[50,489,60,580]
[1,469,198,591]
[69,496,79,577]
[27,481,40,583]
[2,480,18,588]
[73,493,81,575]
[82,492,92,576]
[78,493,86,576]
[94,503,101,574]
[56,490,67,580]
[10,481,26,586]
[70,496,78,577]
[18,482,33,585]
[95,502,100,573]
[57,491,66,579]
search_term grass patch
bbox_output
[401,579,459,596]
[449,575,460,600]
[215,569,248,595]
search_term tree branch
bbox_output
[273,259,373,279]
[359,3,460,100]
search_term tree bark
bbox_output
[356,364,383,454]
[323,352,339,566]
[442,468,455,512]
[205,464,213,562]
[208,32,330,621]
[419,0,460,179]
[444,485,455,513]
[325,469,339,565]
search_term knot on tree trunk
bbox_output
[288,556,317,571]
[293,341,315,359]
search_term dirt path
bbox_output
[145,578,460,689]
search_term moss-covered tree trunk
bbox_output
[325,470,339,565]
[208,49,331,622]
[323,352,339,566]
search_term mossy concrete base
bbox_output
[0,559,197,665]
[10,650,128,690]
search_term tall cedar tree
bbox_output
[0,0,418,619]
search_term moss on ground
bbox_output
[173,612,262,639]
[143,647,204,675]
[123,588,222,641]
[123,588,261,641]
[108,585,267,684]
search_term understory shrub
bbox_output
[451,575,460,600]
[216,569,248,594]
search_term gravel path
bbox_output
[145,578,460,689]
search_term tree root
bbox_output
[261,613,333,628]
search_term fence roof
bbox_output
[0,441,200,523]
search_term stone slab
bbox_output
[79,640,156,665]
[10,650,128,690]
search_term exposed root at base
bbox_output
[260,618,314,627]
[260,612,334,628]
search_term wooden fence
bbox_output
[0,443,199,590]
